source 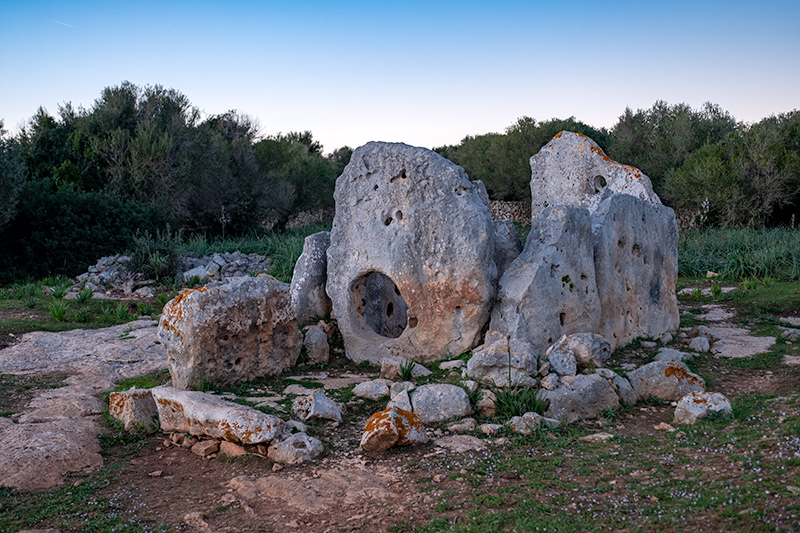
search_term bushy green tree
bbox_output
[0,121,27,228]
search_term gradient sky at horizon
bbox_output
[1,0,798,153]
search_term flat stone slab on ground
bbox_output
[714,335,776,358]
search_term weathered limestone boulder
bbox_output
[292,389,344,423]
[626,361,705,402]
[268,433,324,464]
[303,324,330,364]
[410,384,472,424]
[529,131,660,222]
[150,387,284,444]
[109,387,158,432]
[544,341,577,377]
[326,142,497,364]
[543,374,620,423]
[158,276,302,390]
[353,379,392,401]
[466,337,539,387]
[360,406,428,452]
[487,207,601,355]
[386,388,413,412]
[591,194,679,348]
[596,368,639,405]
[493,219,523,278]
[655,348,693,363]
[673,391,732,424]
[548,333,612,371]
[689,336,711,352]
[290,232,332,325]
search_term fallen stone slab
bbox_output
[360,406,428,452]
[714,334,776,358]
[17,385,102,424]
[654,348,693,363]
[151,386,284,444]
[626,361,705,402]
[673,391,732,425]
[158,276,302,390]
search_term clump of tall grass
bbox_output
[679,227,800,281]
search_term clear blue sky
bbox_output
[1,0,798,153]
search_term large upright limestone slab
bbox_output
[290,231,332,325]
[327,142,497,364]
[487,206,600,355]
[158,276,302,390]
[592,194,679,348]
[529,131,660,222]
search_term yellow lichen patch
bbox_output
[589,145,614,163]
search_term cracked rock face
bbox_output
[529,131,661,223]
[326,141,497,364]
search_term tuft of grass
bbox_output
[489,385,549,419]
[48,300,67,322]
[399,359,416,382]
[76,288,94,303]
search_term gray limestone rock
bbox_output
[267,433,324,464]
[626,361,705,402]
[549,333,612,370]
[326,142,497,364]
[109,387,158,432]
[487,206,600,355]
[292,389,344,423]
[544,339,577,377]
[386,389,413,412]
[290,232,332,326]
[380,356,432,379]
[654,348,693,362]
[303,324,330,364]
[591,194,679,349]
[158,276,302,390]
[410,384,472,424]
[673,391,732,425]
[466,337,539,387]
[689,336,711,352]
[353,379,392,401]
[543,374,620,423]
[596,368,639,406]
[529,131,661,223]
[493,219,523,278]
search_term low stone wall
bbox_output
[490,201,530,224]
[286,207,336,230]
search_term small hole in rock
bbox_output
[593,175,607,193]
[234,357,241,366]
[408,317,418,328]
[395,210,403,221]
[386,302,394,317]
[374,184,379,191]
[559,312,566,326]
[384,217,393,226]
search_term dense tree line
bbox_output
[436,101,800,227]
[1,84,798,284]
[0,82,349,283]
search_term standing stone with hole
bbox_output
[326,142,498,364]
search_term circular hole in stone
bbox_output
[384,216,393,226]
[594,175,607,193]
[350,272,408,338]
[395,210,403,221]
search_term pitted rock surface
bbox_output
[529,131,660,222]
[158,276,302,390]
[326,141,497,364]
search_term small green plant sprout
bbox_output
[76,288,94,303]
[49,300,67,322]
[710,281,722,298]
[23,296,38,308]
[742,277,757,291]
[115,302,130,320]
[186,274,201,288]
[119,327,136,340]
[762,276,774,287]
[692,287,703,298]
[399,359,416,382]
[561,275,574,292]
[137,302,155,316]
[490,384,550,419]
[76,309,92,323]
[51,284,68,299]
[157,293,171,306]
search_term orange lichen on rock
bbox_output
[664,363,704,387]
[361,406,427,452]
